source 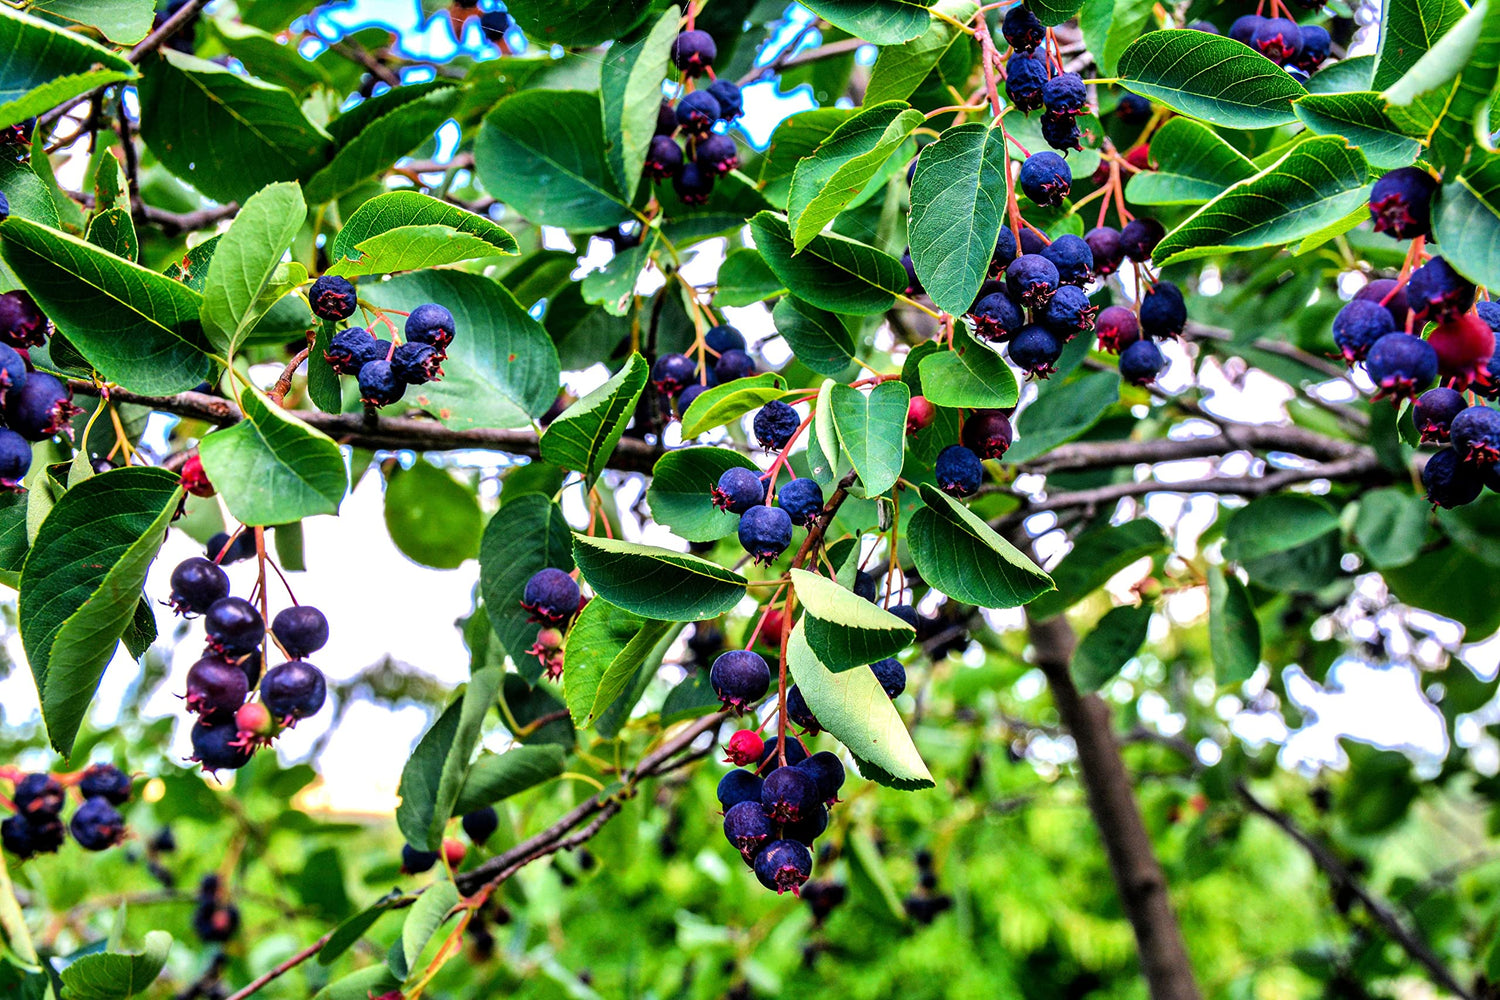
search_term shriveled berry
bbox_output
[796,751,845,803]
[1429,314,1495,389]
[205,598,265,655]
[777,477,823,527]
[1252,17,1301,63]
[271,606,329,658]
[1415,387,1467,442]
[1332,299,1396,363]
[1120,339,1166,385]
[1095,304,1141,353]
[786,684,820,734]
[1005,254,1059,308]
[392,342,443,384]
[1450,405,1500,464]
[761,765,819,823]
[652,352,697,395]
[70,796,126,851]
[1041,285,1097,340]
[1120,218,1165,262]
[189,718,253,774]
[713,348,755,382]
[754,839,812,894]
[696,133,739,176]
[935,444,983,497]
[0,290,47,348]
[401,843,439,874]
[521,568,580,625]
[724,799,774,860]
[738,504,792,564]
[1365,332,1438,399]
[724,730,765,766]
[644,134,683,179]
[1085,227,1124,275]
[1040,111,1082,151]
[1002,4,1045,51]
[357,360,405,407]
[1423,447,1483,508]
[962,410,1013,459]
[1009,324,1063,376]
[13,773,63,818]
[308,275,357,321]
[707,79,743,119]
[753,399,800,450]
[405,303,456,352]
[6,372,79,441]
[462,807,498,844]
[169,557,229,616]
[79,763,132,805]
[712,466,765,514]
[1294,24,1331,71]
[869,657,906,698]
[674,91,720,136]
[261,661,327,721]
[969,290,1024,342]
[1019,151,1071,207]
[1005,52,1048,112]
[324,327,378,375]
[710,649,771,711]
[1042,72,1087,116]
[717,768,763,809]
[670,29,716,76]
[185,655,249,718]
[1140,281,1187,339]
[705,324,745,354]
[1408,257,1475,325]
[1040,234,1094,286]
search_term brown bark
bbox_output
[1027,612,1202,1000]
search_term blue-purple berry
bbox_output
[1422,447,1483,508]
[325,327,379,375]
[1085,227,1124,275]
[738,505,792,564]
[777,477,824,526]
[1365,332,1438,399]
[1019,151,1071,207]
[1370,168,1438,241]
[1042,284,1098,339]
[1002,4,1045,50]
[1009,324,1063,376]
[1332,299,1397,363]
[79,763,132,805]
[712,466,765,514]
[717,768,763,809]
[1414,388,1467,442]
[309,275,357,321]
[205,597,265,656]
[674,90,720,136]
[1120,339,1166,385]
[753,400,800,450]
[169,557,229,616]
[1042,72,1087,116]
[1005,52,1048,111]
[521,568,580,625]
[695,133,739,176]
[673,161,714,203]
[753,838,812,894]
[392,342,443,384]
[271,605,329,658]
[357,359,405,407]
[1119,218,1165,262]
[1040,233,1094,286]
[261,661,327,722]
[70,796,126,851]
[1407,256,1475,326]
[1140,281,1187,339]
[1252,17,1301,63]
[709,649,771,711]
[713,348,755,382]
[796,751,845,803]
[1005,254,1059,308]
[706,324,745,354]
[644,135,683,179]
[723,800,774,860]
[1294,24,1331,71]
[761,765,819,824]
[969,290,1024,342]
[1449,405,1500,464]
[707,79,743,119]
[869,657,906,698]
[935,444,983,497]
[651,352,697,395]
[405,303,456,352]
[670,29,716,76]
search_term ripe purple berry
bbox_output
[1407,257,1476,326]
[2,813,63,858]
[738,504,793,564]
[758,736,810,768]
[644,134,683,180]
[723,800,774,860]
[1002,4,1045,51]
[1085,227,1124,275]
[935,444,983,497]
[1042,284,1098,339]
[754,839,812,894]
[1449,405,1500,464]
[1009,324,1063,377]
[1414,387,1467,442]
[1116,93,1153,124]
[1332,299,1397,363]
[261,660,327,721]
[0,344,26,391]
[753,399,800,450]
[1422,447,1483,508]
[713,348,756,382]
[1294,24,1331,71]
[79,763,132,805]
[1096,305,1141,354]
[709,649,771,711]
[1229,14,1265,44]
[70,796,126,851]
[786,684,820,734]
[185,655,249,718]
[521,567,581,625]
[717,768,763,809]
[1140,281,1187,339]
[1040,234,1094,286]
[1042,72,1088,116]
[969,290,1024,342]
[672,161,715,204]
[1019,151,1071,207]
[325,327,379,375]
[357,360,406,407]
[0,290,49,348]
[205,598,265,655]
[1120,339,1167,385]
[392,342,443,384]
[405,303,456,353]
[308,275,357,321]
[5,372,79,441]
[676,382,708,415]
[796,751,845,803]
[707,79,743,119]
[1040,111,1082,151]
[401,843,439,874]
[695,133,739,176]
[705,324,745,354]
[776,477,824,527]
[1005,254,1060,308]
[1354,279,1409,329]
[869,657,906,698]
[712,466,765,514]
[189,718,253,774]
[674,91,720,137]
[1119,218,1166,262]
[962,409,1013,459]
[1369,168,1438,241]
[462,806,498,844]
[761,765,819,824]
[1005,52,1048,111]
[992,228,1019,274]
[169,557,230,616]
[271,605,329,658]
[902,250,922,294]
[783,804,829,845]
[670,29,716,76]
[651,352,697,395]
[14,773,63,818]
[1365,332,1438,399]
[1251,17,1301,63]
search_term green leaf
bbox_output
[304,87,460,203]
[502,0,654,46]
[206,19,330,92]
[866,0,977,104]
[318,893,404,967]
[679,372,788,438]
[582,239,648,315]
[198,385,346,526]
[600,6,678,202]
[312,966,400,1000]
[475,91,628,230]
[789,101,924,251]
[749,211,906,315]
[1151,136,1369,267]
[360,269,561,431]
[1372,0,1469,90]
[200,182,306,355]
[1124,117,1257,205]
[645,447,758,543]
[1029,519,1166,619]
[1386,542,1500,636]
[396,667,501,851]
[1224,495,1339,562]
[572,535,746,621]
[791,568,914,671]
[1027,0,1083,26]
[798,0,931,44]
[539,353,648,488]
[1117,31,1306,128]
[786,620,932,789]
[715,248,785,306]
[769,297,856,379]
[758,109,853,209]
[1353,487,1430,569]
[384,459,482,570]
[136,50,332,204]
[0,217,211,394]
[830,380,908,497]
[327,191,517,277]
[563,598,673,726]
[1292,92,1422,170]
[85,207,137,262]
[907,120,1008,317]
[1004,370,1120,464]
[19,468,181,756]
[1307,56,1377,94]
[907,484,1052,608]
[307,319,342,413]
[917,325,1019,409]
[28,0,152,44]
[400,881,460,977]
[1072,604,1152,693]
[0,7,136,129]
[1207,567,1260,686]
[452,744,567,815]
[1431,150,1500,290]
[478,494,574,678]
[58,930,171,1000]
[1386,0,1500,176]
[1079,0,1154,76]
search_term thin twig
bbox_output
[221,930,334,1000]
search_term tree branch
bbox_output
[68,190,238,236]
[221,930,335,1000]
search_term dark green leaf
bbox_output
[750,211,906,315]
[399,882,460,975]
[479,494,574,676]
[318,893,404,967]
[1432,150,1500,290]
[758,109,853,209]
[791,568,915,671]
[907,120,1008,317]
[715,248,785,306]
[452,745,567,814]
[1079,0,1154,76]
[907,484,1053,608]
[1372,0,1468,90]
[396,667,501,850]
[1223,495,1339,562]
[198,386,346,526]
[679,372,788,438]
[206,19,330,91]
[645,447,758,543]
[769,297,856,378]
[1117,31,1306,128]
[1029,519,1166,619]
[798,0,930,44]
[384,459,482,569]
[572,535,746,621]
[1353,487,1430,569]
[830,380,907,497]
[327,191,517,277]
[1004,370,1120,464]
[1292,92,1421,171]
[503,0,654,46]
[916,325,1019,409]
[308,319,342,413]
[0,8,136,128]
[1307,55,1376,94]
[1124,117,1256,206]
[1072,604,1152,692]
[599,6,678,201]
[311,966,400,1000]
[789,101,924,250]
[866,0,977,104]
[539,353,648,488]
[84,208,137,262]
[28,0,152,44]
[304,87,460,203]
[1386,543,1500,636]
[57,931,170,1000]
[1208,567,1260,686]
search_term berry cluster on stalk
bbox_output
[641,26,744,204]
[1,763,134,859]
[0,282,81,489]
[654,321,762,419]
[311,275,457,407]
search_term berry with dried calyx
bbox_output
[1365,332,1438,400]
[644,134,683,180]
[1449,405,1500,464]
[738,505,792,564]
[392,342,444,385]
[761,765,819,824]
[1002,4,1045,51]
[670,29,716,76]
[969,290,1024,342]
[1005,254,1060,308]
[1120,339,1167,385]
[753,399,800,450]
[1369,167,1438,241]
[1414,387,1467,443]
[260,660,327,722]
[1019,151,1071,207]
[1041,234,1094,286]
[674,91,720,137]
[357,359,405,407]
[185,655,249,719]
[205,598,265,656]
[1422,447,1483,508]
[1332,299,1396,364]
[6,372,80,442]
[754,839,812,894]
[1294,23,1331,71]
[308,275,357,322]
[1009,324,1063,377]
[696,133,739,176]
[1252,17,1301,62]
[1119,218,1166,262]
[1042,284,1098,340]
[179,453,214,497]
[935,444,983,496]
[991,228,1019,274]
[710,649,770,713]
[1095,305,1141,354]
[962,409,1013,459]
[651,352,697,396]
[325,327,379,374]
[405,303,457,353]
[786,684,820,734]
[0,290,48,348]
[724,800,774,860]
[168,557,230,616]
[79,763,132,805]
[70,797,126,851]
[796,751,845,804]
[1040,111,1082,151]
[189,718,253,774]
[776,476,824,527]
[707,79,743,119]
[712,466,765,514]
[1005,52,1048,112]
[520,568,581,626]
[1407,256,1475,326]
[13,773,63,818]
[1041,73,1087,116]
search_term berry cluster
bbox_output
[0,288,81,488]
[311,275,456,407]
[710,439,819,566]
[1,763,133,859]
[654,322,758,418]
[166,550,331,773]
[192,874,240,943]
[1001,6,1090,151]
[642,27,744,204]
[518,566,583,679]
[1214,11,1335,82]
[1414,384,1500,508]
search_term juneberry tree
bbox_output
[0,0,1498,997]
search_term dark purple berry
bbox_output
[192,899,241,942]
[761,765,819,824]
[1415,387,1467,442]
[786,684,820,734]
[1040,233,1094,286]
[1230,14,1265,43]
[655,98,676,136]
[169,557,230,616]
[902,249,922,295]
[1009,324,1063,376]
[1365,332,1438,399]
[753,399,800,450]
[854,569,878,603]
[271,605,329,658]
[1085,227,1123,275]
[1040,111,1082,151]
[1294,24,1331,71]
[712,466,765,513]
[207,531,256,565]
[962,409,1013,459]
[783,803,828,845]
[675,381,707,416]
[357,360,406,407]
[308,275,357,321]
[1252,18,1301,64]
[672,161,715,203]
[479,9,510,38]
[1096,304,1141,353]
[674,91,720,137]
[401,843,438,874]
[1188,20,1221,34]
[189,718,253,774]
[1423,447,1483,508]
[1042,284,1098,339]
[717,768,762,809]
[670,29,716,77]
[1354,279,1409,329]
[205,598,265,655]
[796,751,845,803]
[1116,93,1153,124]
[1120,339,1166,385]
[969,290,1024,342]
[261,660,327,721]
[1119,218,1165,261]
[709,649,771,711]
[713,348,755,382]
[521,568,580,625]
[1020,229,1048,255]
[1332,299,1397,363]
[392,342,443,384]
[935,444,983,497]
[1019,151,1071,207]
[0,344,26,391]
[723,800,774,859]
[991,228,1019,274]
[13,773,63,818]
[869,657,906,698]
[758,736,809,768]
[705,324,745,354]
[1450,405,1500,464]
[738,504,792,564]
[79,763,132,805]
[644,135,683,181]
[1140,281,1187,338]
[462,806,498,844]
[0,192,7,221]
[754,839,812,894]
[695,133,739,176]
[405,303,456,352]
[1005,52,1048,111]
[1041,73,1087,116]
[325,327,379,375]
[1407,257,1475,325]
[3,813,58,858]
[707,79,743,119]
[70,796,126,851]
[0,291,46,349]
[185,655,249,718]
[651,352,697,395]
[776,477,824,527]
[1370,167,1438,241]
[1005,254,1059,308]
[1002,4,1045,51]
[5,372,79,441]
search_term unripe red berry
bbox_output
[906,395,936,432]
[1427,314,1495,390]
[758,607,785,648]
[443,838,468,867]
[724,729,765,766]
[235,701,276,739]
[179,454,215,497]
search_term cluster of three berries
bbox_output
[0,290,84,488]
